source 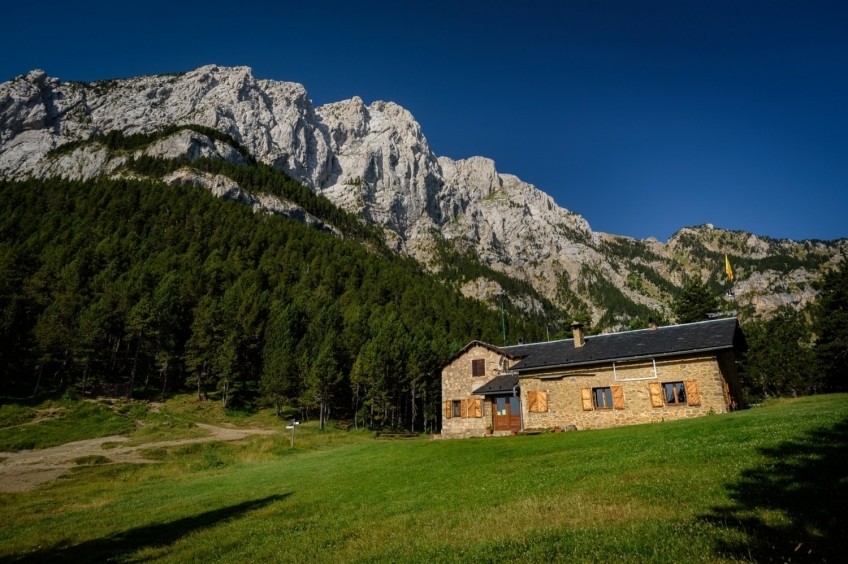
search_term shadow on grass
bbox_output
[701,417,848,562]
[8,493,290,562]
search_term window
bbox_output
[496,396,520,416]
[582,386,625,411]
[451,400,462,418]
[472,359,485,377]
[663,382,687,405]
[593,387,613,409]
[649,381,701,407]
[444,399,483,419]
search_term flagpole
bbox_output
[724,254,734,297]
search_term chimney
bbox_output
[571,322,585,348]
[648,317,658,330]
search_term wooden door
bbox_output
[493,396,521,431]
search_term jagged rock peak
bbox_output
[318,96,370,144]
[25,69,48,84]
[0,65,329,183]
[315,93,444,236]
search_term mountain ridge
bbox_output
[2,65,844,329]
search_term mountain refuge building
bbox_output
[440,317,745,438]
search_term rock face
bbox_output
[317,97,443,237]
[0,66,329,182]
[162,167,338,235]
[1,65,845,327]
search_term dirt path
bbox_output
[0,423,277,493]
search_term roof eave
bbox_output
[472,374,520,395]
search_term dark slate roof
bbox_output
[505,317,743,373]
[472,374,520,395]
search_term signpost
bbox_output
[285,419,300,447]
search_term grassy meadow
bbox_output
[0,394,846,562]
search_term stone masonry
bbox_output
[441,343,515,438]
[519,352,739,431]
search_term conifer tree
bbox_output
[814,259,848,391]
[738,309,817,400]
[673,277,719,323]
[261,301,304,416]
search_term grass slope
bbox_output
[0,399,137,451]
[1,394,846,562]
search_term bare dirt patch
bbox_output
[0,423,276,492]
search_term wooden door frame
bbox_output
[491,395,522,431]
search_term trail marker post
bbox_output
[285,419,300,448]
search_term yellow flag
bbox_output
[725,254,734,282]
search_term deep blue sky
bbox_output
[3,1,846,242]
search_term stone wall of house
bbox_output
[441,344,510,438]
[716,350,743,408]
[520,354,733,431]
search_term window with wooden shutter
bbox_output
[649,382,664,407]
[662,382,687,405]
[471,359,485,377]
[593,387,613,409]
[444,400,452,419]
[685,380,701,406]
[581,388,593,411]
[612,385,625,410]
[471,398,482,418]
[527,391,548,413]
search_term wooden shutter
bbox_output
[527,391,537,412]
[461,399,469,418]
[612,386,625,410]
[685,380,701,406]
[444,400,451,419]
[472,359,485,377]
[649,382,664,407]
[471,398,482,418]
[527,391,548,413]
[581,388,593,411]
[536,391,548,412]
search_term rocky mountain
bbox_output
[2,65,844,330]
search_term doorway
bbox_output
[493,395,521,431]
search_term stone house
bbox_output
[440,317,744,438]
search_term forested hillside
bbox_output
[0,174,555,431]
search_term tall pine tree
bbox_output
[815,259,848,392]
[673,277,719,323]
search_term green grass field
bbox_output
[1,394,845,562]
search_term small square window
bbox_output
[451,400,462,418]
[663,382,687,405]
[593,387,613,409]
[471,359,485,377]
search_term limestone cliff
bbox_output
[2,66,844,328]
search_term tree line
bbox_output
[673,272,848,402]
